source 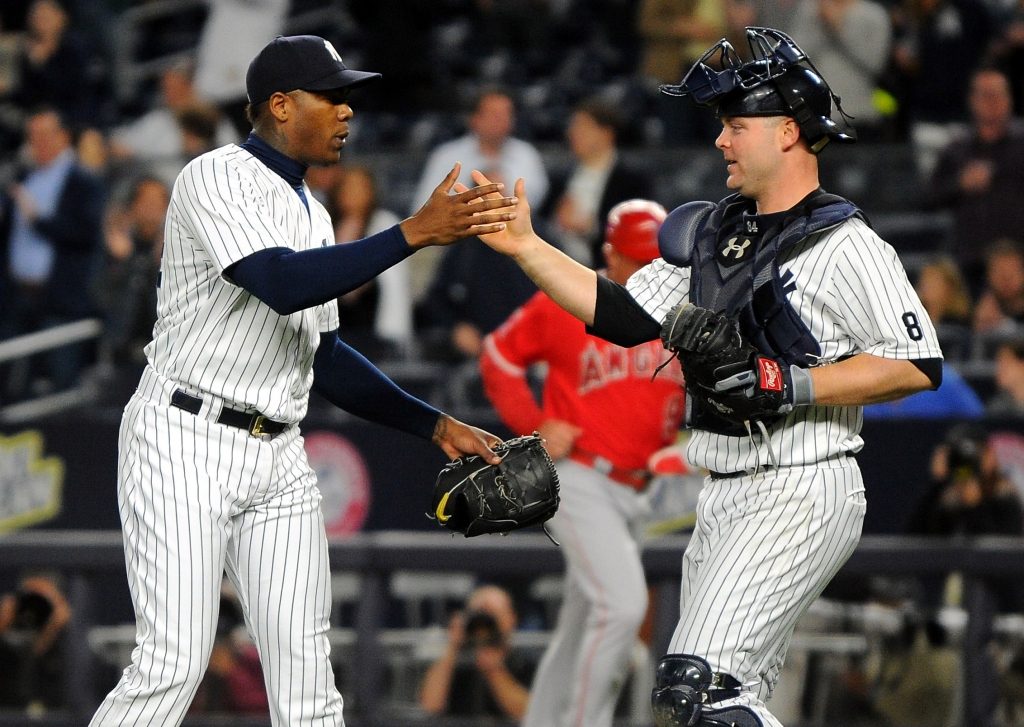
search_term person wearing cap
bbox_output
[467,27,942,727]
[480,200,685,727]
[88,35,519,727]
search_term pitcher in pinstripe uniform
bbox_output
[464,28,942,727]
[89,35,519,727]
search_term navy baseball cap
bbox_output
[246,35,381,105]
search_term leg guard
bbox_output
[651,654,763,727]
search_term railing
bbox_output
[2,531,1024,725]
[0,319,104,424]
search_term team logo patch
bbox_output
[758,358,783,392]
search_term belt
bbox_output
[170,389,288,437]
[709,452,852,479]
[569,449,649,489]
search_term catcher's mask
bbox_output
[660,27,856,153]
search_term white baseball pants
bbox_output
[90,367,343,727]
[668,458,866,727]
[523,459,649,727]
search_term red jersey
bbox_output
[480,290,685,481]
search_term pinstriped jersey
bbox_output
[626,216,942,472]
[145,144,340,424]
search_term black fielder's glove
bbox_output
[660,302,802,424]
[430,434,560,538]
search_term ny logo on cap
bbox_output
[323,40,342,63]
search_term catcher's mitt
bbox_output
[430,434,560,538]
[660,302,794,424]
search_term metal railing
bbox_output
[0,319,104,424]
[2,531,1024,725]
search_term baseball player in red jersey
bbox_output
[480,200,685,727]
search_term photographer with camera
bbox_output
[907,423,1024,727]
[0,572,71,711]
[419,585,534,720]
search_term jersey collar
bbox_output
[240,132,308,188]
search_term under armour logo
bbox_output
[722,237,752,259]
[323,40,343,63]
[321,238,329,247]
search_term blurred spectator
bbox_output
[0,107,104,397]
[788,0,893,138]
[419,585,534,720]
[417,236,537,361]
[110,61,238,187]
[637,0,727,144]
[189,594,269,715]
[304,165,342,207]
[917,257,973,328]
[192,0,287,136]
[329,165,411,358]
[542,98,652,266]
[94,176,167,367]
[892,0,993,176]
[989,337,1024,416]
[990,0,1024,115]
[409,88,548,307]
[908,423,1023,727]
[410,89,549,212]
[926,69,1024,284]
[15,0,99,130]
[864,257,983,417]
[973,239,1024,334]
[0,573,71,712]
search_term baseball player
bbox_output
[89,35,517,727]
[480,200,685,727]
[462,28,942,727]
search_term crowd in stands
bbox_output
[0,0,1021,417]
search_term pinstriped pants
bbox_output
[668,459,866,727]
[90,367,343,727]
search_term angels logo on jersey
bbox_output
[578,340,683,395]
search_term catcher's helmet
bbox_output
[660,27,856,153]
[605,199,667,263]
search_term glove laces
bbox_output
[743,419,779,476]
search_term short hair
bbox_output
[999,336,1024,361]
[246,100,271,129]
[574,97,625,136]
[471,85,514,113]
[178,105,220,143]
[986,238,1024,263]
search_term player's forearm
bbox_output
[511,233,598,325]
[479,349,545,434]
[810,353,935,406]
[484,665,530,720]
[419,652,458,715]
[225,226,412,315]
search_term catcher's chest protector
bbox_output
[667,191,864,435]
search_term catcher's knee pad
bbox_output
[651,654,762,727]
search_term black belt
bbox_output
[709,452,852,479]
[170,389,288,436]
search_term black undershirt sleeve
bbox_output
[585,275,663,347]
[911,357,943,390]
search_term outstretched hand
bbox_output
[432,413,503,464]
[453,171,535,257]
[400,163,518,248]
